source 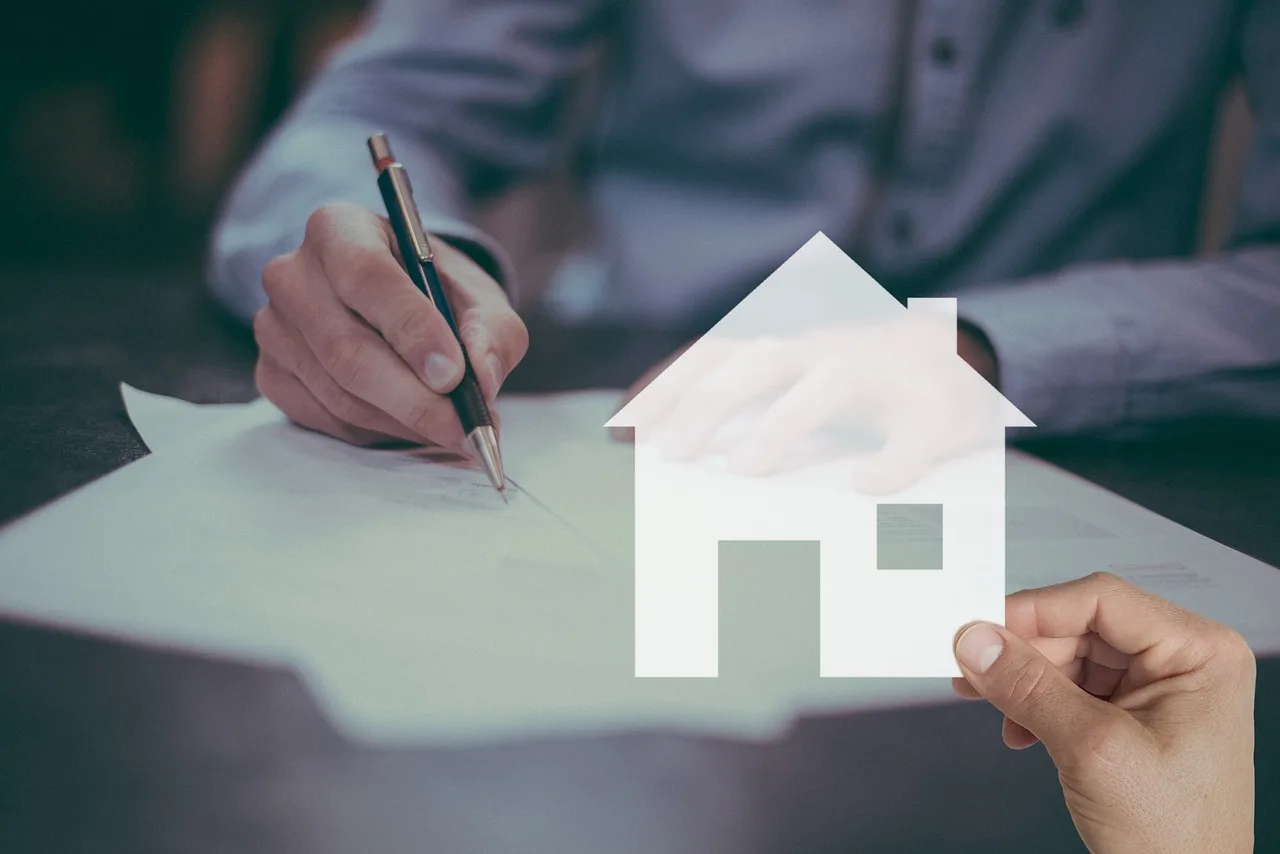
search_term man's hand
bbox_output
[253,203,528,448]
[613,316,1002,493]
[953,573,1256,854]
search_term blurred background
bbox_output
[2,1,361,265]
[0,0,593,300]
[0,1,1255,292]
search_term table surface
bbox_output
[0,266,1277,854]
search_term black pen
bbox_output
[367,133,506,497]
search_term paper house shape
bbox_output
[606,233,1033,678]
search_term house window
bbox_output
[876,504,943,570]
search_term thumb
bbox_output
[954,621,1122,763]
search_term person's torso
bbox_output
[563,0,1241,330]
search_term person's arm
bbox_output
[959,0,1280,435]
[208,0,611,322]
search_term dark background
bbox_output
[0,0,589,291]
[0,1,367,267]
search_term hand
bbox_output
[253,203,528,448]
[953,573,1255,854]
[614,315,1001,493]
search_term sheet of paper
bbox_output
[1,387,1278,746]
[1002,453,1280,645]
[122,384,257,452]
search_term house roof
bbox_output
[606,231,1035,429]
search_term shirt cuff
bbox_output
[958,278,1131,435]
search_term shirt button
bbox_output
[889,211,915,245]
[1050,0,1086,28]
[929,36,958,68]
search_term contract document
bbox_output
[0,386,1275,745]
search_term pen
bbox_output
[367,133,506,497]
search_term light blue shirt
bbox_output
[209,0,1280,435]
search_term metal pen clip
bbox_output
[368,134,435,263]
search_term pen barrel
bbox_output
[376,170,495,434]
[416,259,495,432]
[448,365,493,435]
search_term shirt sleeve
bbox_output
[958,0,1280,436]
[207,0,611,323]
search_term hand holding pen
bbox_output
[368,133,507,492]
[250,147,529,481]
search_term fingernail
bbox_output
[423,353,460,392]
[956,623,1004,674]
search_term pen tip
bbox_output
[468,427,506,496]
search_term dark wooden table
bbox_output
[1,266,1277,853]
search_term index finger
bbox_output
[1006,572,1220,676]
[311,209,467,394]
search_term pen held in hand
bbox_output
[367,133,506,497]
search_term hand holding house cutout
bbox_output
[951,573,1256,854]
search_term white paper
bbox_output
[1001,453,1280,645]
[1,387,1277,746]
[121,384,256,452]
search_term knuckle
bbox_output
[1212,626,1256,671]
[1000,658,1051,710]
[338,248,400,302]
[261,253,296,302]
[1084,571,1126,592]
[385,306,436,349]
[493,311,530,360]
[321,384,364,425]
[458,316,492,360]
[323,334,375,390]
[304,203,356,244]
[254,360,295,417]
